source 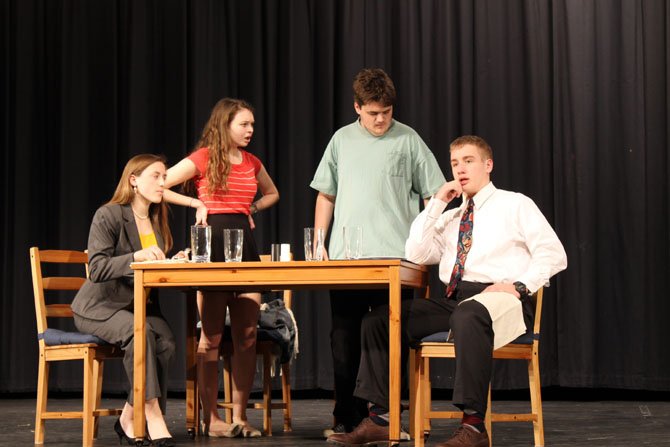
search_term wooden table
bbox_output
[131,259,428,445]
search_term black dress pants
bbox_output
[354,281,532,416]
[329,289,414,426]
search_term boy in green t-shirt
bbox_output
[310,68,445,438]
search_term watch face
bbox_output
[514,282,527,296]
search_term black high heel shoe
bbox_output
[114,419,136,446]
[114,419,150,446]
[148,437,176,446]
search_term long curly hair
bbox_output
[107,153,173,252]
[192,98,254,194]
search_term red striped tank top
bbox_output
[187,147,262,215]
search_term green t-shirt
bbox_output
[310,119,445,259]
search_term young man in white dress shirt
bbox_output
[328,135,567,447]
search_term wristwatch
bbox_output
[513,281,529,299]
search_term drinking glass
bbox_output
[304,228,317,261]
[223,229,244,262]
[271,243,282,261]
[315,228,325,260]
[304,227,326,261]
[190,225,211,263]
[343,226,362,259]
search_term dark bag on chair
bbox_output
[257,299,296,364]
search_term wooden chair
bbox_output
[410,287,545,447]
[30,247,123,446]
[217,254,294,436]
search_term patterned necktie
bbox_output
[445,198,475,298]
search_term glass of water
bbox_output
[190,225,211,262]
[223,229,244,262]
[343,226,362,259]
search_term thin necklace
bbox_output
[132,207,149,220]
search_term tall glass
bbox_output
[343,226,362,259]
[304,227,325,261]
[223,229,244,262]
[190,225,212,263]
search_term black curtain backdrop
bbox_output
[2,0,669,395]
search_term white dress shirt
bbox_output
[405,182,567,293]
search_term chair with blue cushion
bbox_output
[30,247,123,446]
[409,287,545,447]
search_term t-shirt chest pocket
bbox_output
[385,150,407,178]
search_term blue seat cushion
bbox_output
[38,328,109,346]
[421,331,451,343]
[510,332,537,345]
[419,331,537,345]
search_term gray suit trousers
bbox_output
[74,310,175,413]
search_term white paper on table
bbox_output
[131,258,190,265]
[460,291,526,350]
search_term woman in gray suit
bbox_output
[71,154,181,446]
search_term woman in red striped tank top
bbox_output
[164,98,279,438]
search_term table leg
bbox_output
[185,290,199,437]
[133,272,147,442]
[388,266,401,446]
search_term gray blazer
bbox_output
[71,204,165,321]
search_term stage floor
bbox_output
[1,395,668,446]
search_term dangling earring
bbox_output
[133,185,137,194]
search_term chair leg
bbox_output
[408,349,416,439]
[485,385,492,447]
[34,354,49,444]
[280,362,292,432]
[529,351,544,446]
[222,354,234,424]
[82,349,95,447]
[262,352,272,436]
[92,358,104,438]
[411,348,425,447]
[423,357,431,435]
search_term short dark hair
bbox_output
[450,135,493,160]
[353,68,396,107]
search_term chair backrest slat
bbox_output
[30,247,88,336]
[42,277,86,290]
[45,304,75,318]
[38,250,88,264]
